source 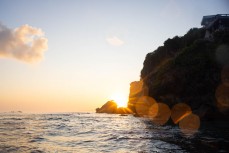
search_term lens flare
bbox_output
[135,96,156,117]
[129,81,143,97]
[171,103,192,124]
[110,92,128,108]
[221,66,229,87]
[215,84,229,113]
[135,100,150,117]
[179,113,200,136]
[148,103,171,125]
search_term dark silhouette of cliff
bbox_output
[128,28,229,121]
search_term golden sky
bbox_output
[0,0,228,112]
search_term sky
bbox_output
[0,0,228,113]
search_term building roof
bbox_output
[201,14,229,26]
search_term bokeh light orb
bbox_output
[221,66,229,87]
[148,103,171,125]
[171,103,192,124]
[179,113,200,136]
[215,84,229,113]
[135,98,151,117]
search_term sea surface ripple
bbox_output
[0,113,229,153]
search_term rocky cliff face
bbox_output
[128,28,229,121]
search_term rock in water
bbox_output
[96,100,133,114]
[96,100,118,114]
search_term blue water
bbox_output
[0,113,229,153]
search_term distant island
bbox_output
[97,14,229,123]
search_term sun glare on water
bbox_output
[110,92,128,108]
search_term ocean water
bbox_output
[0,113,229,153]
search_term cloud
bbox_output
[0,23,48,63]
[106,36,124,46]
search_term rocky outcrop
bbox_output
[128,28,229,121]
[96,100,132,114]
[96,100,118,114]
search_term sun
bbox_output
[110,92,128,108]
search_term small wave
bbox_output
[116,136,134,140]
[3,117,23,120]
[46,117,62,120]
[83,140,94,143]
[0,113,228,152]
[29,136,46,143]
[30,150,45,153]
[0,145,20,153]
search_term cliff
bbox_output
[128,28,229,122]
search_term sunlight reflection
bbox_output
[171,103,192,124]
[148,102,171,125]
[179,113,200,136]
